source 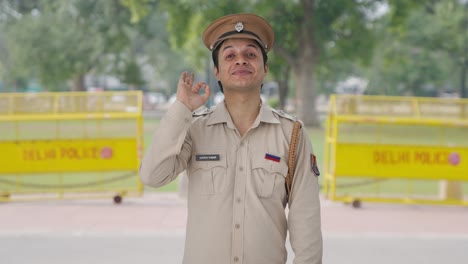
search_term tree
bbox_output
[133,7,190,94]
[365,0,466,97]
[408,0,468,98]
[1,0,189,93]
[3,0,138,91]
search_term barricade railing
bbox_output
[0,91,144,203]
[323,95,468,208]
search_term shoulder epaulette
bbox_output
[272,109,298,122]
[192,106,214,117]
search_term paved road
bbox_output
[1,193,468,264]
[1,232,467,264]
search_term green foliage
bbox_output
[365,0,466,96]
[122,59,145,88]
[7,1,142,90]
[1,0,465,101]
[3,0,136,90]
[120,0,151,23]
[135,10,189,93]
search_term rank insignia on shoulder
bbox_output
[311,154,320,176]
[272,109,297,122]
[192,107,213,117]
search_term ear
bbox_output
[264,63,268,74]
[214,66,219,79]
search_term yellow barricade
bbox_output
[323,94,468,207]
[0,91,144,203]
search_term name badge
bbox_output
[196,154,220,161]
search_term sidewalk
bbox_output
[1,192,467,236]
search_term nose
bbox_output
[235,56,248,65]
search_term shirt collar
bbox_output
[206,100,280,126]
[206,102,229,126]
[258,101,281,124]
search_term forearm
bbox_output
[139,100,193,187]
[288,179,322,264]
[288,129,323,264]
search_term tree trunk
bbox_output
[294,62,319,127]
[71,74,86,112]
[294,0,320,127]
[461,61,466,98]
[278,65,290,110]
[278,79,288,110]
[13,79,19,92]
[462,2,467,98]
[71,74,85,91]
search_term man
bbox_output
[140,13,322,264]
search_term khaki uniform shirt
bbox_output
[140,100,322,264]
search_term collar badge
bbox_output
[235,22,244,32]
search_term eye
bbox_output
[225,53,235,60]
[247,52,257,58]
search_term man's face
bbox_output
[214,38,268,93]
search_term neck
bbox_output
[224,94,262,136]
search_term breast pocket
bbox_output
[189,155,227,195]
[251,155,288,198]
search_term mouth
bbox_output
[232,69,252,75]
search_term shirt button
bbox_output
[236,197,241,203]
[240,142,244,147]
[234,256,239,262]
[239,166,243,171]
[235,224,240,229]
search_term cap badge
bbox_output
[235,22,244,32]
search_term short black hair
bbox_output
[211,40,268,70]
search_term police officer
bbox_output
[140,13,322,264]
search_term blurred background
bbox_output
[0,0,467,122]
[0,0,468,263]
